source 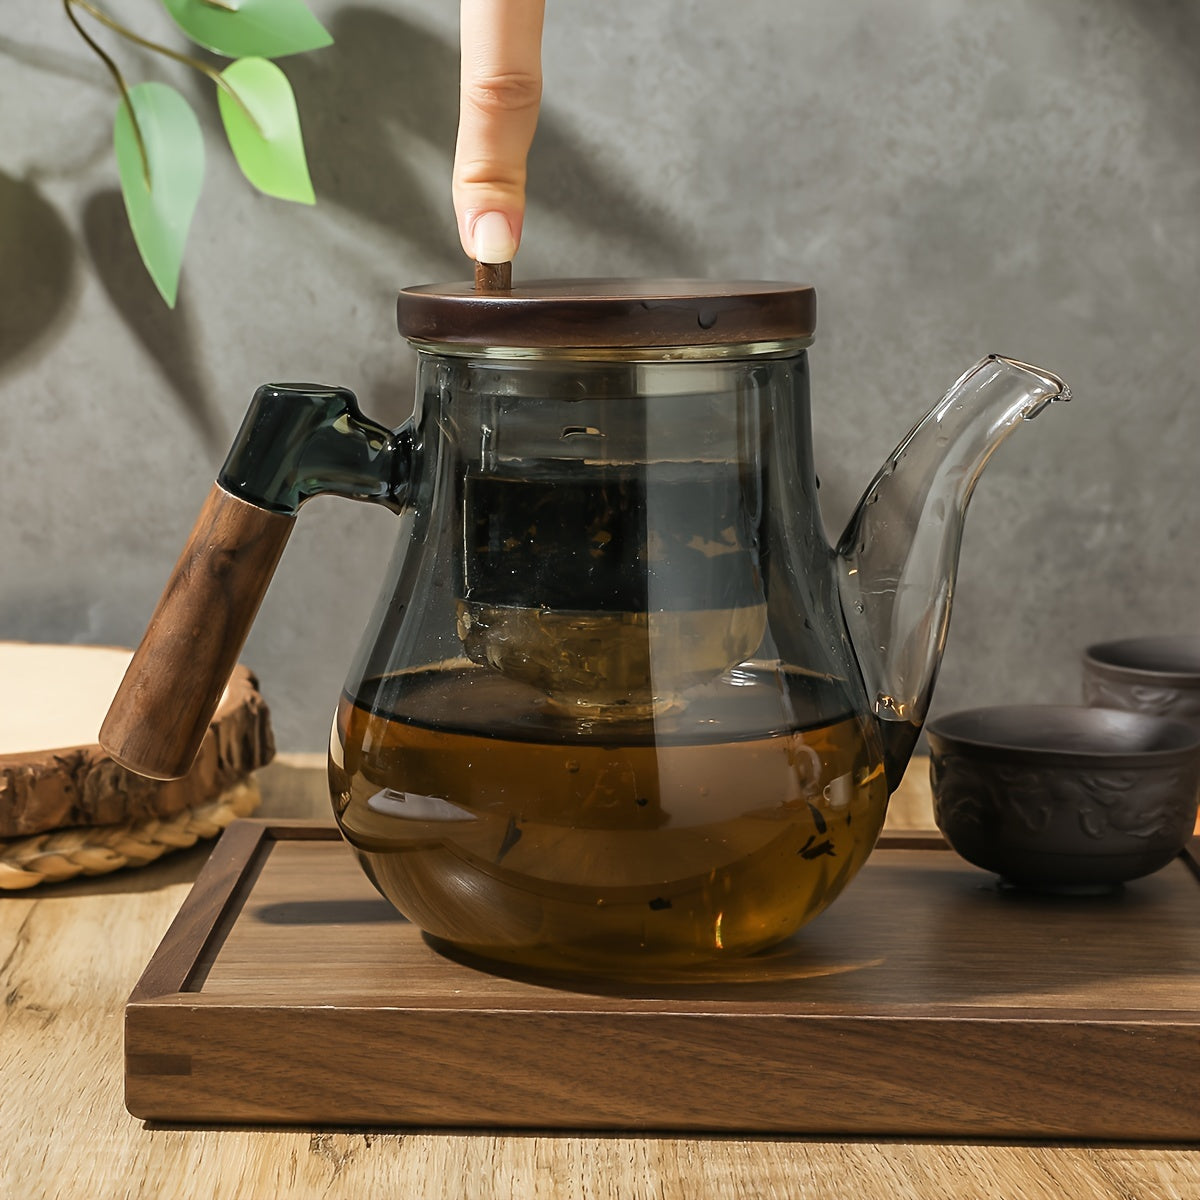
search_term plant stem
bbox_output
[67,0,264,134]
[61,0,150,186]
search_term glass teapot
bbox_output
[101,279,1069,974]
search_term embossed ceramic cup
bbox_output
[1083,636,1200,730]
[927,705,1200,892]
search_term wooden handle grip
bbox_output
[100,485,295,780]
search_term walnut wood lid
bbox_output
[396,278,816,349]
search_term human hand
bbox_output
[453,0,545,265]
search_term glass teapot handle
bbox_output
[100,384,412,780]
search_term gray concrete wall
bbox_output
[2,0,1198,751]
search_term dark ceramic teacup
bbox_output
[927,704,1200,892]
[1083,636,1200,728]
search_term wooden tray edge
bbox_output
[124,1006,1200,1137]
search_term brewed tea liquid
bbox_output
[331,663,888,973]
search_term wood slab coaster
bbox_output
[127,822,1200,1139]
[0,643,274,886]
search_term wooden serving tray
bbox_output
[126,821,1200,1138]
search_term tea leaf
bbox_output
[162,0,332,59]
[114,82,205,308]
[217,57,314,204]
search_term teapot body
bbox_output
[99,275,1069,977]
[329,346,889,972]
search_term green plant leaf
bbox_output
[113,82,205,308]
[162,0,332,59]
[218,58,315,204]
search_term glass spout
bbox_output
[837,355,1070,788]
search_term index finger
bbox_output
[453,0,545,262]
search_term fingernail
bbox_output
[471,212,517,264]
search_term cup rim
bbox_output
[926,703,1200,768]
[1083,636,1200,686]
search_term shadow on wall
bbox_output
[82,191,226,452]
[287,5,693,275]
[1115,0,1200,79]
[0,172,76,377]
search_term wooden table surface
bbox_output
[3,755,1198,1200]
